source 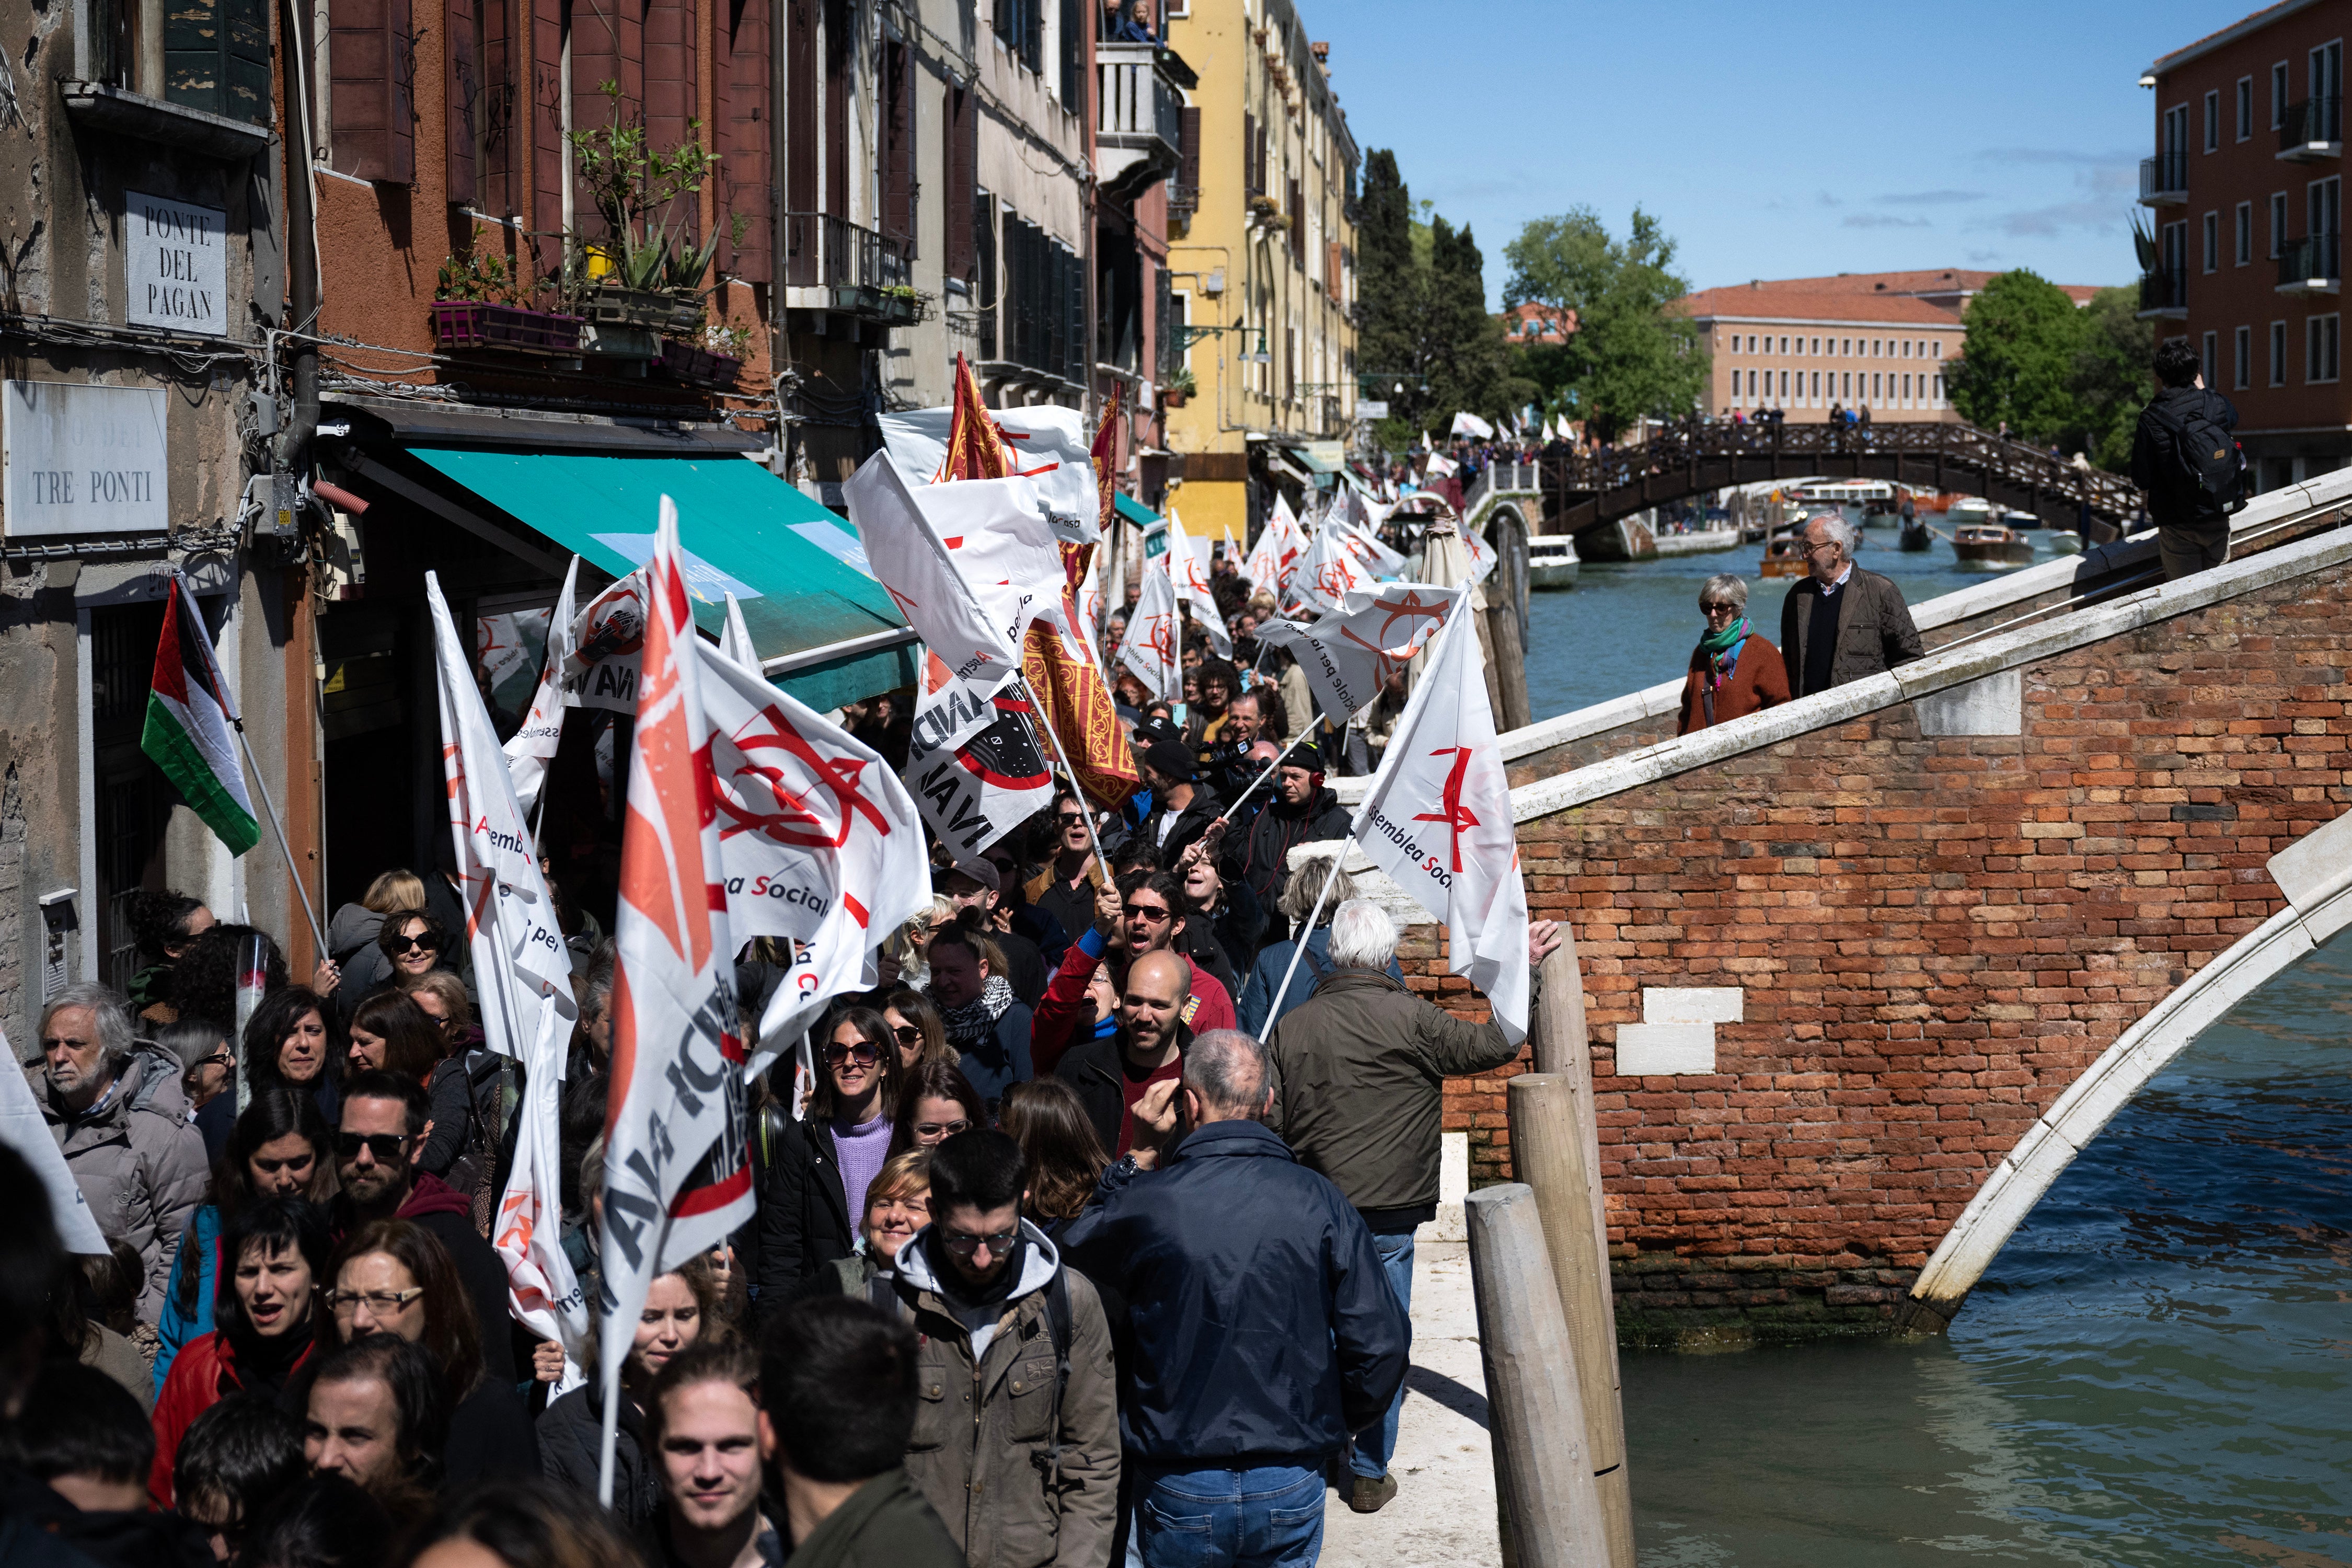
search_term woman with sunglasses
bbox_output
[155,1090,340,1393]
[150,1195,333,1506]
[243,986,340,1124]
[347,991,477,1192]
[888,1060,988,1157]
[321,1219,538,1492]
[751,1005,905,1315]
[876,987,952,1073]
[378,913,454,987]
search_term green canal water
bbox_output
[1518,533,2352,1564]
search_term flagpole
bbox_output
[1023,678,1116,890]
[232,723,328,958]
[1264,848,1348,1024]
[1213,724,1316,827]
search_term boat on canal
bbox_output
[1760,530,1810,577]
[1951,522,2034,569]
[1528,533,1581,588]
[1899,516,1934,551]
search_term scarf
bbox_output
[938,975,1016,1052]
[1699,616,1748,692]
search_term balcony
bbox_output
[2137,266,2187,320]
[2139,151,2188,206]
[2277,233,2341,295]
[2278,95,2342,160]
[1097,43,1196,200]
[782,212,912,320]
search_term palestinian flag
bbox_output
[142,577,259,855]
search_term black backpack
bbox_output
[2150,396,2247,510]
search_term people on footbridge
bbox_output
[1678,573,1791,734]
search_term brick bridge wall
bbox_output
[1414,551,2352,1347]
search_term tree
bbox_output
[2069,285,2155,470]
[1945,270,2087,443]
[1502,207,1707,441]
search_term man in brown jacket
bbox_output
[881,1129,1118,1568]
[1262,899,1558,1515]
[1778,514,1923,698]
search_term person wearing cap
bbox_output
[1778,513,1921,700]
[1137,737,1220,870]
[1229,736,1350,912]
[939,862,1047,1006]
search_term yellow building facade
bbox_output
[1162,0,1359,540]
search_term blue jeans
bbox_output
[1137,1465,1325,1568]
[1349,1228,1416,1480]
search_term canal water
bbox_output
[1521,518,2047,721]
[1514,523,2352,1564]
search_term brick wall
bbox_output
[1423,558,2352,1345]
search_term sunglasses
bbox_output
[1056,813,1087,826]
[251,1150,316,1175]
[334,1131,411,1162]
[891,1024,925,1047]
[914,1117,972,1141]
[939,1222,1020,1257]
[822,1042,882,1067]
[387,932,440,953]
[326,1286,425,1316]
[1127,904,1173,924]
[193,1050,235,1071]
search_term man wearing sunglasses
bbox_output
[1024,788,1105,951]
[332,1071,516,1381]
[881,1129,1117,1568]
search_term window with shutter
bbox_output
[944,84,977,284]
[476,0,514,215]
[1021,0,1041,75]
[644,0,697,240]
[1155,264,1171,378]
[1287,178,1301,267]
[164,0,272,124]
[785,0,818,285]
[824,0,849,217]
[975,191,997,358]
[1175,106,1200,204]
[330,0,417,183]
[527,0,561,271]
[446,0,481,205]
[1243,111,1257,195]
[1326,240,1341,304]
[1058,0,1081,111]
[570,0,643,237]
[716,0,771,281]
[881,41,912,253]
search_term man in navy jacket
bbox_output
[1058,1030,1408,1568]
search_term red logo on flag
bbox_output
[1411,746,1480,872]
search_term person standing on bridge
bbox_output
[2130,339,2244,581]
[1678,574,1790,734]
[1779,514,1922,699]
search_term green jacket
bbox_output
[1265,966,1523,1221]
[783,1469,963,1568]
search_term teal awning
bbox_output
[1112,491,1160,527]
[410,448,917,710]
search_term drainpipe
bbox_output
[276,0,320,478]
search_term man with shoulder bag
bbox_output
[2130,339,2246,581]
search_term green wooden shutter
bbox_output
[165,0,272,125]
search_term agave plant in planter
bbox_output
[566,85,748,333]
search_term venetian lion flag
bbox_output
[142,575,258,855]
[598,499,753,1504]
[1257,582,1465,728]
[426,572,584,1359]
[1349,607,1532,1044]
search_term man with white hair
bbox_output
[1262,898,1559,1515]
[26,983,206,1324]
[1778,512,1922,699]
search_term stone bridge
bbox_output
[1347,469,2352,1347]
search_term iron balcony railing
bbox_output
[2138,266,2187,316]
[2280,95,2343,154]
[782,211,909,297]
[2139,151,2188,204]
[2278,233,2342,290]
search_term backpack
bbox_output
[2149,396,2247,510]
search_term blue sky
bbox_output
[1307,0,2235,307]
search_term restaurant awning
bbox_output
[409,448,918,711]
[1112,491,1160,528]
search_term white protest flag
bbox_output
[1258,582,1465,728]
[1288,520,1376,616]
[1163,509,1231,657]
[1078,549,1104,648]
[1336,516,1408,581]
[598,500,754,1504]
[1119,553,1182,703]
[696,641,930,1076]
[426,571,587,1358]
[563,569,650,713]
[719,591,760,671]
[1351,609,1532,1044]
[0,1028,110,1255]
[908,681,1055,870]
[504,557,579,815]
[1460,526,1499,585]
[1244,494,1306,599]
[1450,410,1494,440]
[845,455,1056,759]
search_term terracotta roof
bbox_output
[2148,0,2322,77]
[1674,288,1964,326]
[1727,269,2107,306]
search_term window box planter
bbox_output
[656,338,743,389]
[430,301,587,354]
[586,284,701,333]
[878,291,921,325]
[1161,390,1187,408]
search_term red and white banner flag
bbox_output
[1289,521,1376,616]
[427,571,586,1359]
[1460,526,1498,585]
[845,455,1057,759]
[696,639,930,1075]
[1349,608,1532,1044]
[907,682,1055,870]
[1243,494,1306,601]
[563,569,650,713]
[504,556,578,815]
[1256,582,1464,729]
[1120,554,1182,704]
[1336,491,1409,578]
[719,590,760,671]
[1164,509,1231,658]
[597,499,754,1502]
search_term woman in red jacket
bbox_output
[1677,573,1791,734]
[151,1195,330,1506]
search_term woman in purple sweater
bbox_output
[752,1004,906,1322]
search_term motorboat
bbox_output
[1760,532,1810,577]
[1528,534,1581,588]
[1951,523,2034,569]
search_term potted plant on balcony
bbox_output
[566,84,744,337]
[431,246,586,353]
[1160,365,1195,408]
[878,284,925,326]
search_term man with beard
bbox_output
[1052,951,1192,1157]
[1228,739,1351,910]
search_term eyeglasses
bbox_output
[913,1118,971,1141]
[891,1025,925,1048]
[251,1151,316,1175]
[938,1223,1020,1257]
[387,932,440,953]
[822,1042,881,1067]
[326,1286,425,1316]
[194,1050,236,1071]
[1056,813,1087,826]
[1127,904,1173,925]
[334,1131,411,1162]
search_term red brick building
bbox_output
[2141,1,2348,488]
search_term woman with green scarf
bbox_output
[1677,573,1789,734]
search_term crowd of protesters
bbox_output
[9,498,1568,1568]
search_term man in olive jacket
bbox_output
[1777,513,1923,699]
[1262,899,1558,1515]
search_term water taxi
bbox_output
[1528,534,1581,588]
[1759,532,1811,577]
[1951,523,2034,569]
